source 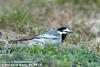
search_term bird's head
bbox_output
[57,27,72,42]
[57,27,72,34]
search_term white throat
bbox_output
[57,31,67,35]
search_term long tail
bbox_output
[9,37,33,43]
[9,34,40,43]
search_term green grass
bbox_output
[0,41,100,67]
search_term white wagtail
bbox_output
[10,27,72,46]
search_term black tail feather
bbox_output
[9,37,33,43]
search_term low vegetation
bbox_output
[0,41,100,67]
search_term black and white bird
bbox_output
[10,27,72,46]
